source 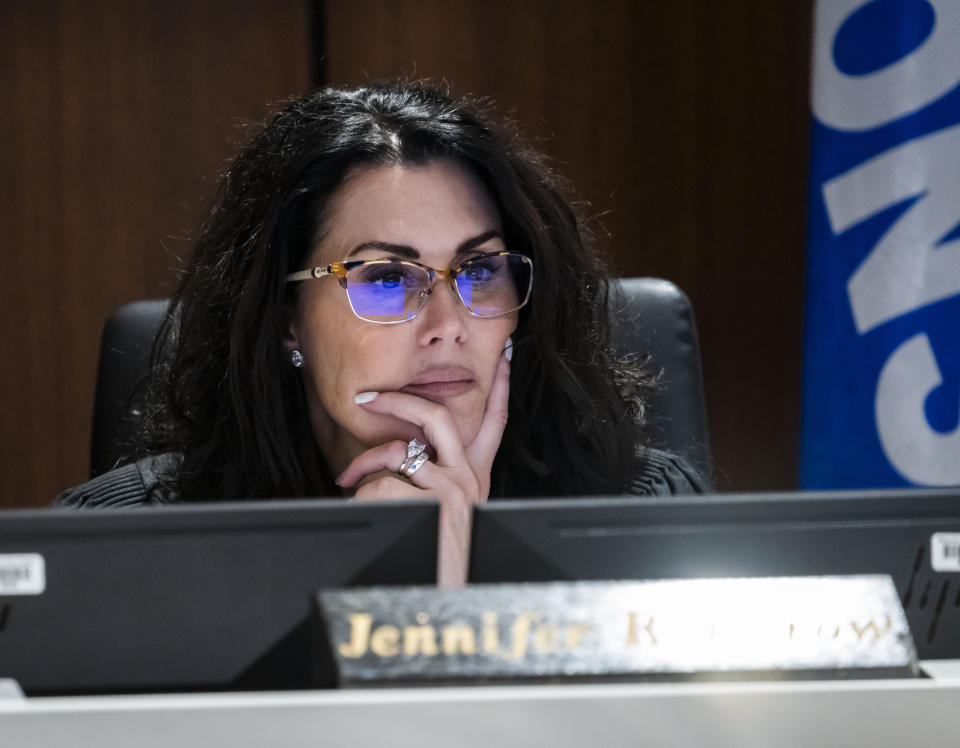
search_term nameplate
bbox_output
[316,576,918,685]
[0,679,24,700]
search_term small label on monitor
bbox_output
[0,554,46,595]
[931,534,960,572]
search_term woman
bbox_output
[56,80,705,583]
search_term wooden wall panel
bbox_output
[0,1,310,507]
[323,0,812,491]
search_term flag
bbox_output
[801,0,960,488]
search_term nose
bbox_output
[415,276,468,346]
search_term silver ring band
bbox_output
[401,451,429,478]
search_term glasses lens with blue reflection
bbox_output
[344,253,532,323]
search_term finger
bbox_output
[402,457,477,503]
[349,449,468,500]
[352,462,460,502]
[355,468,408,492]
[352,474,430,502]
[337,440,410,487]
[465,353,510,468]
[354,391,468,468]
[339,441,468,499]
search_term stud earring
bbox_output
[290,349,304,368]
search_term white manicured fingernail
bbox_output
[354,391,378,404]
[503,337,514,362]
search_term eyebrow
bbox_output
[347,229,503,259]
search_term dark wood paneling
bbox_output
[0,1,310,507]
[324,0,812,491]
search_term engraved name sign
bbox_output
[316,576,919,685]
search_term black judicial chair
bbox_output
[89,278,712,485]
[89,299,170,478]
[608,278,711,485]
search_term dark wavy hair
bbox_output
[135,79,653,500]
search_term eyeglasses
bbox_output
[285,251,534,324]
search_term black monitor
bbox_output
[0,499,437,694]
[469,488,960,660]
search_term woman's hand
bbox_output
[336,352,511,587]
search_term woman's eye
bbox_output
[462,261,500,282]
[359,265,417,288]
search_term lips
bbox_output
[400,366,477,399]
